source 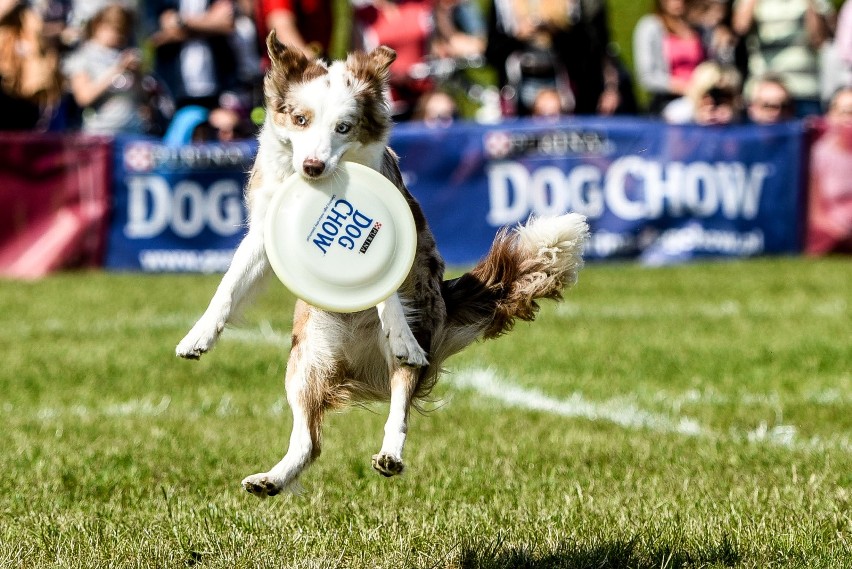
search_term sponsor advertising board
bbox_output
[0,134,111,278]
[391,118,806,265]
[105,118,807,272]
[106,137,255,272]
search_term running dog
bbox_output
[176,32,590,498]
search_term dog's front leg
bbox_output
[372,365,418,476]
[176,226,269,359]
[376,293,428,367]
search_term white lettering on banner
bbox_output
[125,175,244,239]
[486,158,769,226]
[487,162,528,224]
[171,182,205,238]
[584,228,765,258]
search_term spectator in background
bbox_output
[634,0,706,115]
[229,0,262,117]
[163,102,254,144]
[255,0,332,65]
[31,0,73,51]
[687,0,737,66]
[662,60,741,124]
[62,3,144,134]
[806,86,852,254]
[554,0,636,116]
[825,0,852,96]
[0,0,61,130]
[530,86,565,118]
[487,0,633,117]
[66,0,129,46]
[412,88,457,126]
[837,0,852,68]
[231,0,261,86]
[150,0,237,111]
[732,0,835,117]
[353,0,434,119]
[485,0,575,117]
[746,73,794,123]
[431,0,485,60]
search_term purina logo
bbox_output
[359,222,382,254]
[122,141,255,172]
[483,131,512,159]
[483,129,614,160]
[124,142,155,172]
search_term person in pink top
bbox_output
[634,0,707,115]
[807,87,852,254]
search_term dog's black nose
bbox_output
[303,159,326,178]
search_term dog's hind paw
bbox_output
[241,473,284,498]
[371,453,405,477]
[387,333,429,368]
[396,348,428,368]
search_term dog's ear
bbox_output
[264,30,311,109]
[346,46,397,92]
[367,46,396,82]
[266,30,308,80]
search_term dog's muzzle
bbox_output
[302,158,326,178]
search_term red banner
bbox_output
[806,119,852,255]
[0,134,112,279]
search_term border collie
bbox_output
[177,32,589,498]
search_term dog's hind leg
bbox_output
[176,227,269,359]
[241,342,326,498]
[372,365,418,477]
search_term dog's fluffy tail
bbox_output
[431,213,589,367]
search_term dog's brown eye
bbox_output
[335,122,351,134]
[294,115,307,126]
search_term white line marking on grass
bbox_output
[222,321,290,347]
[35,396,172,421]
[2,314,291,348]
[2,313,195,336]
[449,368,704,436]
[447,368,852,453]
[555,298,849,320]
[746,422,797,446]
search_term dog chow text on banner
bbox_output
[391,118,806,265]
[106,137,257,272]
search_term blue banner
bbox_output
[106,118,806,271]
[393,118,806,265]
[106,137,256,272]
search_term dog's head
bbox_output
[264,32,396,179]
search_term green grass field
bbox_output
[1,258,850,568]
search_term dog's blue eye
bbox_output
[335,122,351,134]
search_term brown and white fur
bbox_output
[176,32,590,498]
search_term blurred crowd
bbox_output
[1,0,852,139]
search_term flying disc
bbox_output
[264,161,417,313]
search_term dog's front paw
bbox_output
[241,473,284,498]
[176,318,224,360]
[386,330,429,368]
[371,453,405,477]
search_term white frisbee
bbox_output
[264,161,417,313]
